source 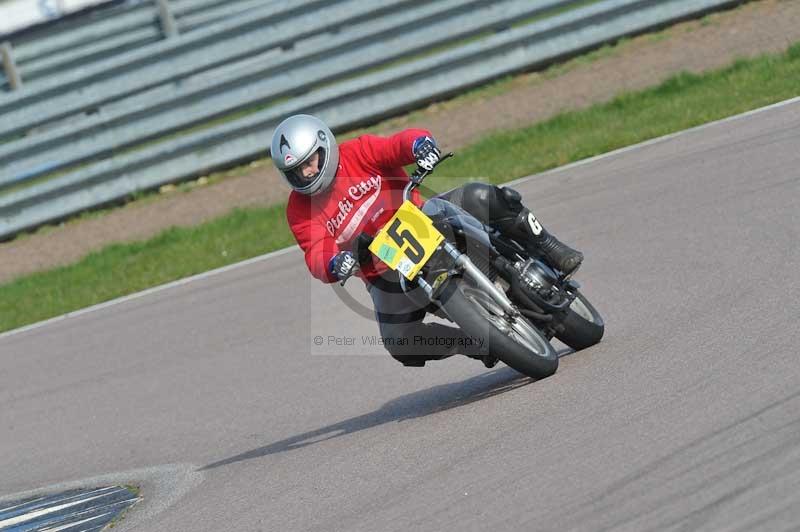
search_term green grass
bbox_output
[427,42,800,186]
[0,206,294,331]
[2,42,800,333]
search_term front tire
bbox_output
[439,277,558,379]
[556,290,604,351]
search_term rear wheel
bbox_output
[439,277,558,379]
[556,290,604,351]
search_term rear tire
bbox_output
[439,277,558,379]
[556,290,604,351]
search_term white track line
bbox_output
[3,95,799,341]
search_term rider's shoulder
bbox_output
[342,134,392,159]
[287,189,311,208]
[339,136,361,153]
[340,135,367,151]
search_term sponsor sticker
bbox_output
[397,258,415,276]
[377,243,397,263]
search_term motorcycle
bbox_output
[347,152,604,379]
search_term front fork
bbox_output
[413,241,520,319]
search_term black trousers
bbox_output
[367,183,522,366]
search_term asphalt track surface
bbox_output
[2,98,800,531]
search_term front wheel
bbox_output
[439,277,558,379]
[556,290,605,351]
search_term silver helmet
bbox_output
[270,114,339,195]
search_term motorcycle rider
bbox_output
[272,114,583,367]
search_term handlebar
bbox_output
[341,151,454,286]
[404,151,454,202]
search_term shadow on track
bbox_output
[201,364,542,471]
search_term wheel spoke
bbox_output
[462,287,552,359]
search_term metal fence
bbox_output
[0,0,277,88]
[0,0,742,239]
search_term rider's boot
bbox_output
[390,323,494,368]
[505,207,584,276]
[436,327,497,369]
[466,353,499,369]
[451,183,583,275]
[423,324,497,369]
[487,192,582,275]
[459,333,498,369]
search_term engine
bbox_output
[514,258,559,298]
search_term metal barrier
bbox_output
[1,0,277,88]
[0,0,742,239]
[0,0,553,184]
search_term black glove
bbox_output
[412,136,441,171]
[353,232,375,265]
[329,250,358,282]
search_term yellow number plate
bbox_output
[369,200,444,280]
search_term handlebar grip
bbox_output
[410,151,455,181]
[352,232,374,265]
[340,233,374,286]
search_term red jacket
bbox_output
[286,129,430,284]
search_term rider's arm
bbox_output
[358,128,432,208]
[357,128,433,169]
[287,198,339,284]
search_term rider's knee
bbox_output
[459,182,498,221]
[460,182,495,208]
[377,322,435,366]
[460,183,524,224]
[376,321,413,357]
[380,333,428,366]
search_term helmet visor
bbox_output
[286,147,326,190]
